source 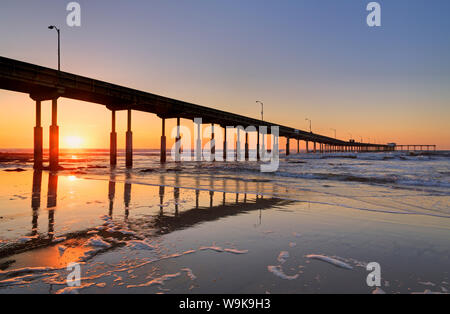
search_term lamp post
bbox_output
[256,101,264,121]
[305,118,312,133]
[48,25,60,71]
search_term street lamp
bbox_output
[256,101,264,121]
[256,101,265,157]
[305,118,312,133]
[48,25,60,71]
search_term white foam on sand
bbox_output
[0,268,61,288]
[85,235,111,248]
[78,249,101,262]
[267,265,299,280]
[126,240,154,250]
[52,237,66,243]
[55,282,97,294]
[277,251,289,264]
[199,246,224,252]
[181,268,197,280]
[126,272,181,288]
[223,248,248,254]
[372,287,386,294]
[98,215,140,237]
[306,254,353,270]
[0,266,58,277]
[418,281,436,287]
[0,274,52,287]
[116,229,139,236]
[17,235,39,243]
[411,289,444,294]
[199,246,248,254]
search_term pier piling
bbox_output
[211,124,215,160]
[33,100,43,169]
[245,132,249,160]
[257,129,260,160]
[223,126,227,161]
[286,138,290,156]
[125,109,133,168]
[175,117,181,162]
[161,118,166,163]
[49,99,59,171]
[110,110,117,166]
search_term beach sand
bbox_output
[0,151,449,294]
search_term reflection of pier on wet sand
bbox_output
[108,172,294,235]
[0,171,294,261]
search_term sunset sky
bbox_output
[0,0,449,149]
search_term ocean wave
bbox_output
[199,163,450,190]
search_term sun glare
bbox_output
[64,136,83,149]
[68,175,77,182]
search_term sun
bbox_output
[63,136,83,149]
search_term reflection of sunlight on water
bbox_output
[9,239,92,269]
[68,176,77,182]
[0,165,449,294]
[71,155,78,160]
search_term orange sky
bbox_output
[0,88,448,150]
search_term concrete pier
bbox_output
[256,129,260,160]
[175,117,181,162]
[245,132,249,160]
[286,138,290,156]
[195,120,201,161]
[211,123,215,160]
[49,98,59,171]
[33,100,43,169]
[395,144,436,152]
[0,57,394,166]
[161,118,166,163]
[110,110,117,166]
[261,128,265,160]
[236,127,242,161]
[223,126,227,161]
[125,109,133,168]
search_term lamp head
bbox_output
[48,25,54,29]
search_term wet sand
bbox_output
[0,168,449,294]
